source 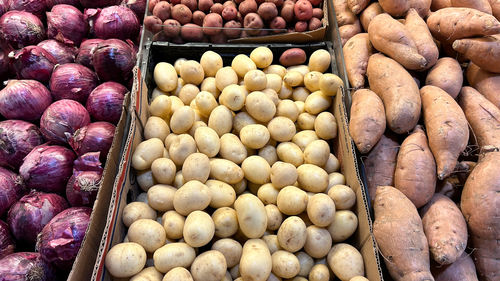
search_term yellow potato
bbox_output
[297,164,328,192]
[276,142,304,167]
[215,67,239,91]
[169,134,197,166]
[304,71,323,92]
[123,202,156,227]
[151,87,167,101]
[264,64,287,78]
[262,89,280,106]
[210,158,244,184]
[272,250,301,279]
[220,84,246,111]
[245,91,276,123]
[276,99,299,122]
[174,58,187,75]
[179,84,200,105]
[212,207,238,238]
[305,91,331,115]
[190,250,227,281]
[244,70,267,91]
[277,216,307,252]
[105,242,147,278]
[241,155,271,184]
[154,62,178,92]
[162,210,185,239]
[304,226,332,258]
[319,73,343,96]
[259,145,278,166]
[240,239,272,281]
[295,101,305,114]
[170,106,195,134]
[327,210,358,242]
[262,234,281,254]
[266,74,282,93]
[169,96,184,115]
[284,71,304,87]
[288,65,310,76]
[144,117,170,141]
[173,170,185,188]
[232,112,257,134]
[327,244,364,281]
[296,251,314,277]
[349,276,369,281]
[297,112,315,130]
[324,153,340,173]
[206,179,236,208]
[171,78,185,97]
[163,267,193,281]
[153,242,196,273]
[218,134,246,164]
[180,60,204,85]
[230,266,240,280]
[307,193,336,227]
[232,179,247,195]
[292,130,319,151]
[304,140,330,167]
[212,238,243,268]
[270,161,298,189]
[234,194,267,238]
[250,46,273,68]
[291,87,309,102]
[240,124,270,149]
[200,51,223,77]
[232,54,257,77]
[308,49,331,73]
[188,120,207,137]
[267,116,296,142]
[328,185,356,210]
[173,180,211,215]
[130,267,163,281]
[276,186,308,215]
[181,153,210,182]
[194,126,220,157]
[314,112,337,140]
[151,158,176,185]
[132,138,165,170]
[278,82,293,99]
[265,204,283,231]
[208,105,233,136]
[309,264,330,281]
[201,77,220,98]
[147,184,176,211]
[128,219,166,252]
[257,183,279,205]
[328,172,346,192]
[183,210,215,247]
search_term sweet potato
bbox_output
[367,54,421,134]
[421,194,467,265]
[461,150,500,281]
[368,14,427,70]
[340,19,362,46]
[394,126,436,208]
[435,178,462,203]
[432,253,479,281]
[431,0,451,10]
[360,2,383,31]
[347,0,370,14]
[333,0,357,26]
[466,63,500,108]
[379,0,431,17]
[490,0,500,20]
[343,33,373,89]
[420,85,469,180]
[364,134,399,202]
[349,89,386,154]
[450,0,492,14]
[427,8,500,42]
[425,57,463,98]
[458,86,500,149]
[453,35,500,74]
[404,8,439,70]
[373,186,433,281]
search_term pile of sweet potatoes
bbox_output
[343,1,500,280]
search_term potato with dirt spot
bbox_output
[162,211,185,239]
[210,158,244,184]
[212,239,242,268]
[169,134,197,166]
[190,250,227,281]
[105,242,147,278]
[128,219,166,253]
[327,210,358,242]
[183,210,215,247]
[271,250,301,278]
[206,179,236,208]
[278,216,307,252]
[304,226,332,258]
[212,207,238,238]
[307,193,335,227]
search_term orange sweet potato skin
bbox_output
[373,186,433,281]
[339,19,362,46]
[349,89,386,154]
[432,253,479,281]
[431,0,451,11]
[379,0,431,18]
[360,2,383,31]
[343,33,373,89]
[394,126,436,208]
[466,63,500,109]
[420,194,467,265]
[367,54,421,134]
[450,0,492,14]
[453,35,500,74]
[334,0,357,26]
[458,86,500,149]
[405,8,439,70]
[461,151,500,281]
[490,0,500,20]
[425,57,463,99]
[347,0,370,14]
[420,85,469,180]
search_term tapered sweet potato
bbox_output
[360,3,383,31]
[340,19,362,46]
[343,33,373,89]
[453,35,500,74]
[379,0,431,17]
[432,253,479,281]
[334,0,357,26]
[458,86,500,149]
[490,0,500,20]
[367,54,421,134]
[421,194,467,265]
[347,0,370,14]
[405,9,439,70]
[394,126,436,208]
[425,57,463,98]
[349,89,386,154]
[427,8,500,42]
[368,13,427,70]
[421,85,469,180]
[431,0,451,10]
[461,150,500,281]
[466,63,500,109]
[451,0,492,14]
[364,134,399,202]
[373,186,433,281]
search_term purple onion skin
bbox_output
[66,170,101,207]
[9,0,47,17]
[49,63,98,103]
[0,45,12,85]
[122,0,146,21]
[69,121,115,160]
[0,11,45,49]
[0,80,52,121]
[40,99,90,144]
[79,0,120,8]
[47,4,88,46]
[0,120,44,169]
[0,0,8,17]
[75,38,102,69]
[45,0,80,9]
[94,6,139,40]
[73,152,102,172]
[36,207,91,270]
[37,39,77,64]
[92,39,137,83]
[0,166,27,217]
[11,46,57,83]
[0,221,14,259]
[19,144,76,193]
[86,82,126,124]
[7,191,68,245]
[0,252,56,281]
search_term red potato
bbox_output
[198,0,214,12]
[373,186,433,281]
[348,0,370,14]
[279,48,306,66]
[224,1,237,8]
[181,23,204,41]
[243,13,264,35]
[270,16,286,32]
[458,86,500,149]
[490,0,500,20]
[163,19,182,37]
[144,15,163,33]
[333,0,357,26]
[211,3,224,13]
[308,0,322,6]
[181,0,197,10]
[149,0,159,12]
[453,35,500,74]
[295,21,308,31]
[256,0,265,4]
[308,17,321,30]
[222,6,238,20]
[461,150,500,281]
[239,0,258,16]
[203,13,223,35]
[210,32,227,43]
[404,8,439,70]
[294,0,313,21]
[223,20,242,38]
[432,253,479,281]
[349,89,386,154]
[312,8,323,18]
[172,4,192,24]
[267,0,284,7]
[450,0,492,14]
[366,54,421,134]
[431,0,451,10]
[281,0,295,22]
[360,2,383,31]
[343,33,373,89]
[421,194,467,265]
[258,2,278,21]
[420,85,469,180]
[425,57,463,99]
[379,0,431,18]
[192,11,206,26]
[339,19,362,46]
[153,1,171,21]
[171,0,182,5]
[466,63,500,109]
[364,134,399,202]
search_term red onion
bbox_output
[19,144,76,193]
[40,99,90,144]
[45,0,80,9]
[49,63,98,103]
[66,170,101,207]
[0,11,45,48]
[0,252,56,281]
[93,6,139,40]
[0,221,14,259]
[79,0,120,8]
[75,38,102,69]
[0,43,12,81]
[0,167,27,216]
[0,120,44,169]
[36,207,91,270]
[47,4,88,46]
[86,82,126,124]
[122,0,146,21]
[9,0,47,17]
[73,151,102,172]
[7,191,68,245]
[10,46,57,83]
[92,39,136,83]
[69,121,115,160]
[0,80,52,121]
[0,0,8,16]
[37,39,77,64]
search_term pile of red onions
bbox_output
[75,39,103,69]
[92,39,136,83]
[9,0,47,17]
[0,80,52,121]
[0,221,14,259]
[79,0,121,8]
[0,167,27,216]
[10,46,57,83]
[86,82,127,124]
[7,191,68,245]
[40,99,91,144]
[66,153,103,207]
[19,144,76,193]
[0,252,56,281]
[47,4,88,46]
[122,0,146,21]
[49,63,98,103]
[69,122,115,160]
[46,0,80,9]
[0,120,44,169]
[92,5,139,40]
[36,207,91,270]
[0,11,45,48]
[37,40,77,64]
